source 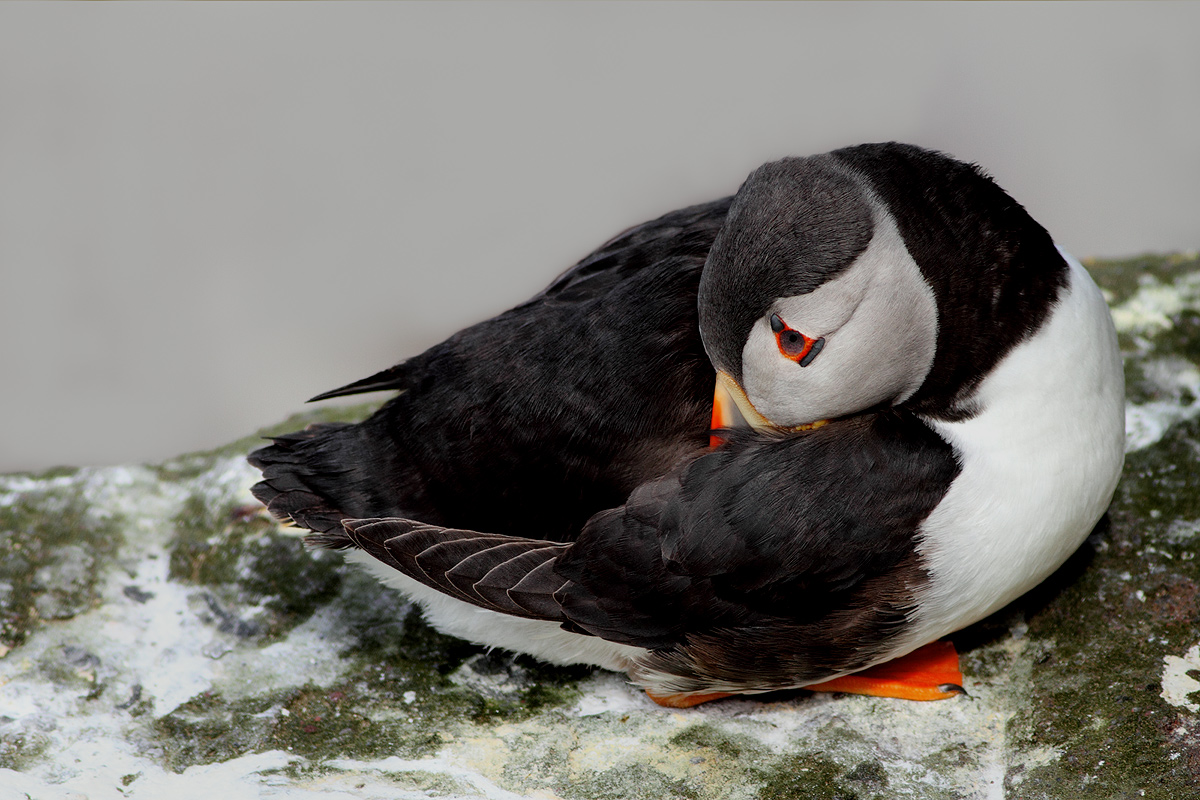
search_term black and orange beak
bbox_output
[709,371,773,447]
[710,370,830,448]
[709,374,736,448]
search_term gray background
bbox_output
[2,2,1198,473]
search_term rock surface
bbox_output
[3,254,1200,799]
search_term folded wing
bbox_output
[321,410,960,691]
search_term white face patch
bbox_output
[740,210,938,427]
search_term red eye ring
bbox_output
[770,313,825,367]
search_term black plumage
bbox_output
[832,143,1068,419]
[251,198,731,542]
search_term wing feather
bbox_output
[444,541,541,600]
[472,547,568,616]
[336,518,570,619]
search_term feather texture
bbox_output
[250,199,731,542]
[320,410,959,692]
[339,518,570,620]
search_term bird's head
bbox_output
[698,152,938,432]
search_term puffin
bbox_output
[249,143,1125,707]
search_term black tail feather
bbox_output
[307,362,411,402]
[248,418,435,538]
[249,423,356,533]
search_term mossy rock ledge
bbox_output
[4,253,1200,800]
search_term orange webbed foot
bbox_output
[642,642,965,707]
[804,640,966,701]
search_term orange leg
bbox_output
[643,641,965,707]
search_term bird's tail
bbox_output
[248,423,357,538]
[249,417,436,544]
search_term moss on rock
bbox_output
[1085,252,1200,307]
[0,483,123,651]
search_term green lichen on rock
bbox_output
[1085,252,1200,307]
[168,494,259,586]
[166,492,343,643]
[0,479,123,651]
[671,722,767,762]
[373,769,474,796]
[154,677,439,772]
[147,558,593,775]
[566,761,699,800]
[753,752,863,800]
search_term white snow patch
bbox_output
[1110,271,1200,336]
[0,457,358,795]
[1161,643,1200,713]
[1125,359,1200,452]
[324,756,531,800]
[572,672,655,717]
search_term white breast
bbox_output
[900,250,1125,650]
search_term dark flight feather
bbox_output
[473,546,567,616]
[444,541,538,600]
[339,517,570,619]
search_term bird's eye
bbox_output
[770,313,825,367]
